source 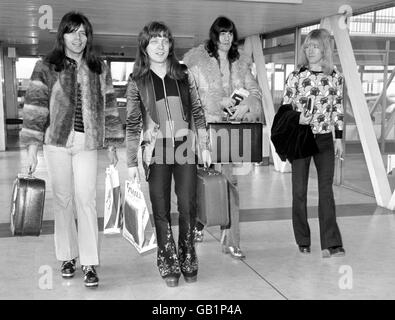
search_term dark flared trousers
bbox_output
[148,138,198,279]
[291,132,343,250]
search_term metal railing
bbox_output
[302,6,395,35]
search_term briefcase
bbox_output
[10,173,46,236]
[196,167,229,227]
[207,122,263,163]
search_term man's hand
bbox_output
[220,97,236,109]
[108,146,118,167]
[128,167,140,184]
[201,149,212,168]
[27,144,38,174]
[230,104,249,121]
[335,139,344,160]
[241,112,256,122]
[299,112,313,125]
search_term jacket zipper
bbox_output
[161,78,175,147]
[175,80,187,121]
[149,74,160,126]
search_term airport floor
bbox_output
[1,140,395,300]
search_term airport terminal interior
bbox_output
[1,0,395,300]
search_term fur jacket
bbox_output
[20,58,125,150]
[183,44,262,122]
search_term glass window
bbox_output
[111,61,134,85]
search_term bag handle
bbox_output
[198,165,220,176]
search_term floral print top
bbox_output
[283,66,344,138]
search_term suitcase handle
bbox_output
[18,171,35,180]
[199,166,221,176]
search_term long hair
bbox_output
[205,16,240,63]
[132,21,185,80]
[45,11,102,74]
[298,28,334,75]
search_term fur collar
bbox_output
[183,44,251,95]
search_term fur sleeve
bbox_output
[20,60,50,146]
[102,63,125,147]
[240,53,263,122]
[187,70,210,152]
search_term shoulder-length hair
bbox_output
[132,21,185,80]
[205,16,240,63]
[45,11,102,74]
[298,28,334,75]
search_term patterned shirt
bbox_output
[283,66,344,138]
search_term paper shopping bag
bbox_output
[103,165,123,234]
[122,180,157,254]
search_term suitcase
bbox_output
[196,167,229,227]
[10,174,46,236]
[208,122,263,163]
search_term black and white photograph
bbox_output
[1,0,395,308]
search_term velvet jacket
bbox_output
[183,44,262,122]
[271,104,319,163]
[20,58,125,150]
[125,70,209,169]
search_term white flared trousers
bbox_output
[43,132,99,266]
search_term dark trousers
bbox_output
[148,144,198,278]
[291,133,343,250]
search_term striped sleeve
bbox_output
[20,60,50,146]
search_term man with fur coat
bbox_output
[183,16,262,259]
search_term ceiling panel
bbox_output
[0,0,393,57]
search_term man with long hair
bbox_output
[183,16,262,259]
[126,21,210,287]
[22,11,124,287]
[282,28,345,257]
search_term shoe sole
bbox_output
[322,250,345,258]
[62,274,75,278]
[184,276,197,283]
[85,282,99,287]
[222,247,246,259]
[331,252,345,257]
[165,279,179,287]
[231,255,246,260]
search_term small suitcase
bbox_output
[208,122,263,163]
[10,173,45,236]
[196,167,229,227]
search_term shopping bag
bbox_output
[122,180,157,254]
[103,165,123,234]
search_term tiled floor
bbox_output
[1,145,395,300]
